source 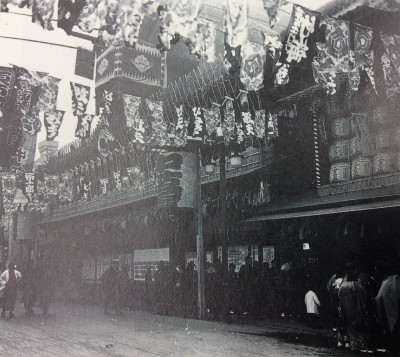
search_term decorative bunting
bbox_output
[75,114,94,139]
[184,18,216,62]
[222,98,236,145]
[276,5,317,85]
[58,0,86,35]
[70,82,90,116]
[32,0,55,31]
[225,0,248,48]
[145,99,169,147]
[240,40,266,91]
[44,111,65,141]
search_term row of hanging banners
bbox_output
[2,0,400,96]
[1,164,151,215]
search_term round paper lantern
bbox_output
[204,163,216,175]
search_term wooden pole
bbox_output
[194,145,205,319]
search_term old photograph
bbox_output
[0,0,399,355]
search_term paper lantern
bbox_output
[230,155,244,167]
[204,163,216,175]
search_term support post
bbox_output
[194,146,205,319]
[220,150,228,319]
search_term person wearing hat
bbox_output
[101,259,121,316]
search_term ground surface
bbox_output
[0,303,381,357]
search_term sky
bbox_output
[0,0,334,161]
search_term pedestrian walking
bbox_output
[101,259,121,316]
[0,263,22,319]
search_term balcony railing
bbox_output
[200,148,274,183]
[41,184,157,223]
[317,172,400,197]
[42,148,276,224]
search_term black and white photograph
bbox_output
[0,0,400,355]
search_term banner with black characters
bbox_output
[1,173,17,214]
[75,114,94,139]
[44,110,65,140]
[145,99,169,147]
[23,172,37,202]
[71,82,90,116]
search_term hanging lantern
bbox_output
[230,155,244,167]
[204,163,216,175]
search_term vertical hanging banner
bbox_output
[44,110,65,140]
[267,112,279,139]
[262,0,285,29]
[1,173,17,214]
[225,0,248,48]
[351,113,375,156]
[240,40,267,91]
[312,18,350,94]
[70,82,90,116]
[97,89,114,121]
[44,174,59,198]
[253,109,266,139]
[184,18,216,62]
[222,98,236,145]
[75,47,96,80]
[99,178,109,196]
[354,25,375,90]
[23,172,37,202]
[76,0,100,34]
[113,170,122,190]
[241,112,255,139]
[75,114,94,139]
[187,106,206,140]
[276,5,318,86]
[123,94,148,145]
[224,40,242,77]
[59,172,73,203]
[380,34,400,98]
[170,104,188,147]
[32,0,55,30]
[203,103,222,138]
[145,99,169,147]
[37,74,61,113]
[58,0,86,35]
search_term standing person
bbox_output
[118,263,131,310]
[304,284,321,328]
[144,264,153,309]
[0,263,22,319]
[21,259,37,316]
[338,263,373,352]
[101,259,121,316]
[35,259,56,316]
[238,256,253,315]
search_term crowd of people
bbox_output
[0,257,56,319]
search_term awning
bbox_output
[245,197,400,222]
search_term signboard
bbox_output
[262,246,275,268]
[227,245,259,273]
[133,248,169,281]
[186,251,213,270]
